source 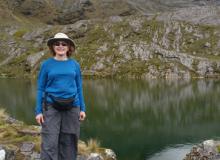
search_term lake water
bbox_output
[1,78,220,160]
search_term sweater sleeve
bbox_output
[35,62,48,115]
[75,62,86,112]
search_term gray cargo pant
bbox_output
[41,105,80,160]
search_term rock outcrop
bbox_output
[184,140,220,160]
[0,109,117,160]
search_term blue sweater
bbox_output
[35,58,86,115]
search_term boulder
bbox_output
[105,149,116,159]
[184,139,220,160]
[0,146,16,160]
[87,153,104,160]
[0,150,5,160]
[26,51,45,68]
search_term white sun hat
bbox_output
[47,32,76,48]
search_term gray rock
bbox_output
[203,140,217,154]
[129,18,143,32]
[0,55,14,67]
[145,65,159,79]
[217,40,220,49]
[91,61,105,71]
[0,145,16,160]
[26,51,45,68]
[0,46,26,67]
[109,16,123,23]
[157,6,220,25]
[22,27,50,41]
[0,149,5,160]
[0,144,40,160]
[161,23,171,49]
[20,142,35,159]
[79,0,92,7]
[132,42,152,60]
[20,142,35,153]
[204,42,211,48]
[87,153,103,160]
[184,139,220,160]
[7,41,16,45]
[77,155,87,160]
[96,43,108,53]
[197,61,212,76]
[104,149,116,159]
[6,46,26,57]
[165,69,179,79]
[5,149,15,160]
[5,116,22,125]
[61,20,90,36]
[30,152,41,160]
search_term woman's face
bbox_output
[53,41,69,56]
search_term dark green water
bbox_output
[1,78,220,160]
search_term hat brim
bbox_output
[47,38,76,48]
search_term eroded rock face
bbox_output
[157,6,220,25]
[4,0,134,24]
[3,0,220,25]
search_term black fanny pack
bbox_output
[47,94,75,111]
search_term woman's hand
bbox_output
[35,113,44,125]
[79,111,86,121]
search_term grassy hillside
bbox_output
[0,1,220,78]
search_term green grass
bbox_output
[13,28,29,38]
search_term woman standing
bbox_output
[35,33,86,160]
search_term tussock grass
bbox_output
[78,140,89,155]
[217,145,220,153]
[0,108,6,119]
[0,107,40,148]
[87,139,101,152]
[78,139,100,155]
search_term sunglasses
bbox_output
[54,42,68,46]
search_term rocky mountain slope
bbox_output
[1,0,220,78]
[3,0,135,24]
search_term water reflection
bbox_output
[0,78,36,123]
[82,79,220,160]
[148,144,192,160]
[0,78,220,160]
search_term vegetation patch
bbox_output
[13,28,29,38]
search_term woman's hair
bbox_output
[48,40,75,57]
